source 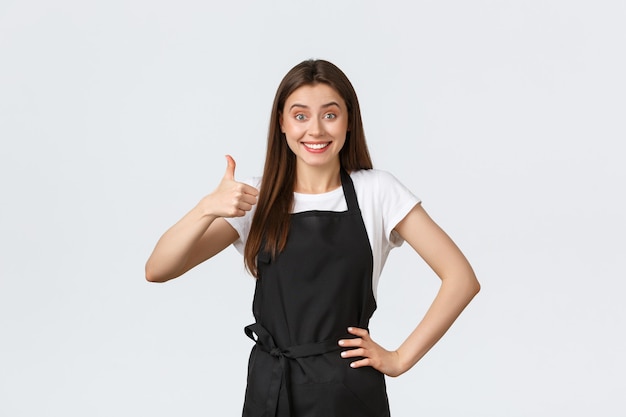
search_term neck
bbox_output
[294,162,342,194]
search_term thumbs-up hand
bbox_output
[203,155,259,218]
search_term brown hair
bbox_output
[244,59,373,276]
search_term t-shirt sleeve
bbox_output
[223,177,261,255]
[376,170,421,247]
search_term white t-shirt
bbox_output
[225,169,421,300]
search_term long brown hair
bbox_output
[244,59,373,276]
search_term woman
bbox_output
[145,59,480,417]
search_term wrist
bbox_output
[394,348,415,376]
[194,197,220,221]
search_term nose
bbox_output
[308,117,325,137]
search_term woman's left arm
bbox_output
[339,203,480,377]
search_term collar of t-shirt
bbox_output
[292,186,347,213]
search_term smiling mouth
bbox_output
[303,142,330,150]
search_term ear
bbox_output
[279,112,285,133]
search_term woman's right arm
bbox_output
[145,156,258,283]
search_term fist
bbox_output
[204,155,259,218]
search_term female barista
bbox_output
[146,59,480,417]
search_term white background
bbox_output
[1,0,625,416]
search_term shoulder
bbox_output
[350,168,421,216]
[349,168,408,189]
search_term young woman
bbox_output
[145,59,480,417]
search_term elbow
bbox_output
[452,269,480,298]
[472,279,481,296]
[145,269,161,283]
[469,273,481,296]
[145,264,168,283]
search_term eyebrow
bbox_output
[288,101,341,111]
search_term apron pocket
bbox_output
[342,366,390,416]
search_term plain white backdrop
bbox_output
[1,0,625,416]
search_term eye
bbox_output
[324,113,337,119]
[295,113,306,121]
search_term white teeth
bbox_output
[304,142,330,150]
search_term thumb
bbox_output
[223,154,236,181]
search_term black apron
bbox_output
[243,169,390,417]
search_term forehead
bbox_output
[284,83,346,109]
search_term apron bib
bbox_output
[243,169,390,417]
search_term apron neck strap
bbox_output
[340,169,360,212]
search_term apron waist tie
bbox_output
[244,323,342,417]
